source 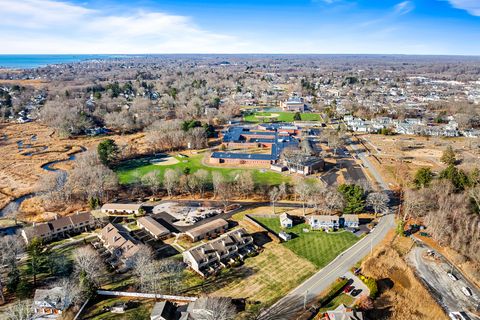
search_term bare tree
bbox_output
[269,186,281,214]
[194,169,210,198]
[73,246,105,286]
[6,300,34,320]
[164,168,181,197]
[141,170,162,195]
[212,171,226,199]
[366,192,389,217]
[0,235,24,303]
[294,179,313,216]
[191,296,237,320]
[217,180,233,211]
[55,277,82,310]
[234,171,255,199]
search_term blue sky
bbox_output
[1,0,479,54]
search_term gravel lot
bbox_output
[408,243,480,320]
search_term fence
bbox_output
[96,290,197,302]
[244,214,281,242]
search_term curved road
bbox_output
[267,135,395,316]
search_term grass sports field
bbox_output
[243,111,322,123]
[115,153,290,186]
[253,217,359,268]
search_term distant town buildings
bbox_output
[281,95,307,112]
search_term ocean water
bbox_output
[0,54,120,69]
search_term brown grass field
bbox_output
[0,122,146,220]
[210,209,317,307]
[361,231,448,320]
[359,134,480,188]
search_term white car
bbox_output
[461,287,472,297]
[449,312,470,320]
[447,272,458,281]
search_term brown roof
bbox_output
[100,223,140,260]
[186,228,253,265]
[186,219,229,239]
[28,223,52,238]
[137,216,170,237]
[49,212,94,232]
[69,211,94,225]
[101,203,142,211]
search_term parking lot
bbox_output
[408,244,480,319]
[152,202,221,226]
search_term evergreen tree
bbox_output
[97,139,119,167]
[413,168,433,188]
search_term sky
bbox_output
[1,0,479,55]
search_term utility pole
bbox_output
[304,290,309,310]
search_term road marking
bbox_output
[288,215,393,296]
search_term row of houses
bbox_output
[21,211,96,243]
[344,115,480,138]
[182,228,255,277]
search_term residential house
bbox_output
[183,228,254,276]
[322,304,364,320]
[185,218,229,242]
[307,215,340,230]
[151,301,177,320]
[33,287,70,317]
[101,203,143,215]
[22,211,95,244]
[137,216,171,240]
[341,214,360,229]
[279,231,291,241]
[99,223,140,267]
[280,213,293,228]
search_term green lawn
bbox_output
[115,153,289,186]
[243,111,322,123]
[253,217,359,268]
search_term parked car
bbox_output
[351,289,362,297]
[447,272,458,281]
[343,285,354,293]
[461,287,472,297]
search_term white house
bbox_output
[307,215,340,230]
[279,213,293,228]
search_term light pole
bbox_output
[304,290,309,310]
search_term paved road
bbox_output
[267,135,396,315]
[268,211,395,314]
[408,243,480,320]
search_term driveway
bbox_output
[267,212,395,314]
[265,133,396,316]
[344,271,370,300]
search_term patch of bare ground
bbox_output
[359,134,480,188]
[361,230,448,320]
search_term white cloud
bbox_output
[446,0,480,16]
[0,0,248,53]
[394,1,415,15]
